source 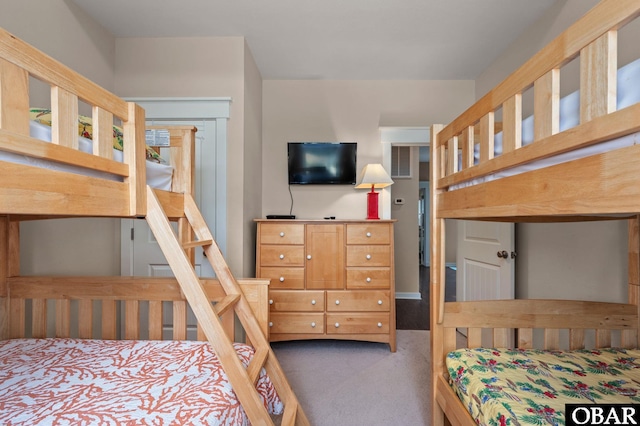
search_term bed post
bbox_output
[123,102,147,217]
[629,215,640,347]
[430,124,447,426]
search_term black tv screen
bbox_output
[288,142,357,185]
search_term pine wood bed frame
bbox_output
[430,1,640,425]
[0,27,308,425]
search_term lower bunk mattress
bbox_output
[0,338,283,425]
[447,347,640,425]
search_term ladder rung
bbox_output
[281,400,298,426]
[213,293,241,317]
[246,346,269,384]
[182,239,213,249]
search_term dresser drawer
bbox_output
[326,313,390,334]
[259,267,304,289]
[259,223,305,245]
[346,268,390,289]
[270,313,325,334]
[346,223,391,245]
[326,291,390,312]
[260,245,305,266]
[269,290,325,312]
[346,245,391,267]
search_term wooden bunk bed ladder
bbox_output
[145,186,309,426]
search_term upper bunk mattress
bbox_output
[451,56,640,190]
[447,346,640,425]
[0,120,173,191]
[0,338,283,425]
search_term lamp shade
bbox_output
[355,164,394,189]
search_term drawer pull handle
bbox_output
[366,232,372,237]
[335,322,340,328]
[279,254,285,259]
[269,299,273,305]
[377,322,383,328]
[366,254,372,260]
[366,277,372,283]
[307,254,312,260]
[378,300,383,305]
[335,300,340,305]
[269,322,273,327]
[311,299,316,305]
[311,322,316,328]
[279,277,285,282]
[280,232,285,237]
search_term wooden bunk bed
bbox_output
[0,27,308,425]
[430,1,640,425]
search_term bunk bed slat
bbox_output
[92,106,114,159]
[0,58,28,134]
[173,300,187,340]
[569,328,585,350]
[78,299,92,338]
[517,328,533,348]
[580,30,617,122]
[460,126,474,170]
[502,94,522,153]
[32,298,46,338]
[148,299,163,340]
[125,300,139,339]
[544,328,560,350]
[478,112,494,163]
[446,136,458,175]
[51,86,79,150]
[55,299,71,338]
[533,68,560,140]
[102,299,117,340]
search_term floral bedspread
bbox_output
[0,338,283,425]
[447,347,640,425]
[29,108,164,163]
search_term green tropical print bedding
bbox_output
[447,347,640,425]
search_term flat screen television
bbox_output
[288,142,357,185]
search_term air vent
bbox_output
[391,146,411,178]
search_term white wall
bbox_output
[262,80,475,294]
[114,36,259,277]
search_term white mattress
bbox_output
[0,120,173,191]
[451,57,640,190]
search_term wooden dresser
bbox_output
[255,219,396,351]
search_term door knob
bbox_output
[497,250,508,259]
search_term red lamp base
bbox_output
[366,188,380,220]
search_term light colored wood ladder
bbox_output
[145,186,309,426]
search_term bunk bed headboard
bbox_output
[5,276,270,342]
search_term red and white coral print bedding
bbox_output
[0,338,283,425]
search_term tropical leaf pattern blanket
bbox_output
[0,338,283,425]
[447,347,640,425]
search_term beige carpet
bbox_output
[271,330,431,426]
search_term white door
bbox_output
[456,220,515,302]
[121,98,230,279]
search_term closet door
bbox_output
[456,220,515,301]
[121,98,230,279]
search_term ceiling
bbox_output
[71,0,557,80]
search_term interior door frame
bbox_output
[120,97,230,276]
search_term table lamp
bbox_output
[355,164,394,220]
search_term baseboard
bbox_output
[395,292,421,300]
